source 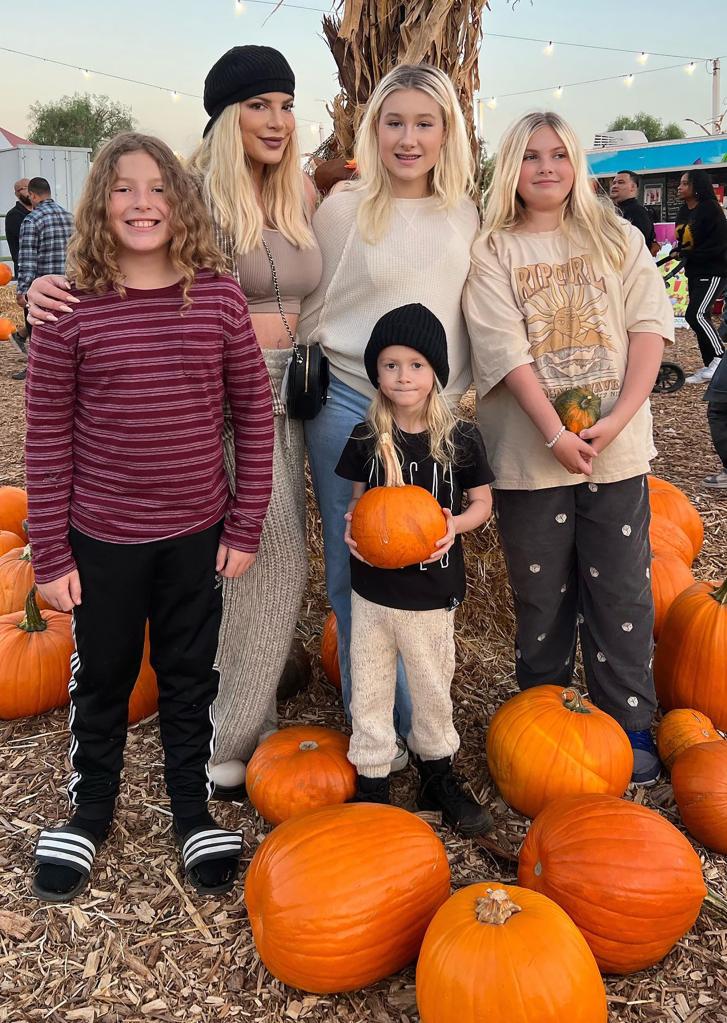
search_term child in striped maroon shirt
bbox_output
[26,132,274,902]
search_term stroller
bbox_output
[652,255,686,395]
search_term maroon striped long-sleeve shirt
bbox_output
[26,270,274,583]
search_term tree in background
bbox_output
[28,93,136,156]
[606,111,685,142]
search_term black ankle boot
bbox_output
[416,757,493,837]
[351,775,391,805]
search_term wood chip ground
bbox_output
[1,291,725,1022]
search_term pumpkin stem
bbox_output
[561,688,590,715]
[17,587,47,634]
[475,888,523,925]
[705,887,727,918]
[299,741,319,752]
[19,543,32,564]
[378,433,405,488]
[710,579,727,606]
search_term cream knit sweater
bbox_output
[298,187,479,404]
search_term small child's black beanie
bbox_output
[364,304,449,388]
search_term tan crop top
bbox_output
[235,228,323,315]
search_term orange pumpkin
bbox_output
[0,487,28,540]
[0,264,12,287]
[649,513,693,567]
[656,709,722,770]
[245,803,451,993]
[553,387,601,433]
[486,686,633,819]
[350,432,445,569]
[671,741,727,853]
[246,725,356,825]
[518,793,706,974]
[416,884,607,1023]
[128,626,158,724]
[0,546,51,615]
[0,588,74,718]
[320,611,341,689]
[0,531,24,558]
[654,579,727,729]
[0,317,16,341]
[651,552,695,640]
[647,476,703,559]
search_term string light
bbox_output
[234,0,246,13]
[623,73,635,87]
[81,68,91,79]
[685,61,696,74]
[636,51,649,64]
[169,90,179,101]
[486,96,497,109]
[553,85,563,98]
[543,41,554,56]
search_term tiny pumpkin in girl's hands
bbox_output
[552,386,601,434]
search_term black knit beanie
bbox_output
[203,46,295,137]
[364,304,449,387]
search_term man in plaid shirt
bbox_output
[15,178,74,381]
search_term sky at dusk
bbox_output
[1,0,724,159]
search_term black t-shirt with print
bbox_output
[335,420,494,611]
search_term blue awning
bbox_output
[587,135,727,177]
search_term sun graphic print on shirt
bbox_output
[513,254,621,398]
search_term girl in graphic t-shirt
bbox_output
[336,303,494,835]
[463,111,674,786]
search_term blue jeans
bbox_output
[305,373,413,737]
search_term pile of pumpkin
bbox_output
[0,485,158,722]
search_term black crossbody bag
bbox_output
[262,236,329,420]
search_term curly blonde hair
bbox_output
[66,132,226,308]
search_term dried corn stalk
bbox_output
[321,0,488,162]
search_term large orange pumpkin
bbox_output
[320,611,341,689]
[656,709,722,770]
[350,432,445,569]
[671,741,727,853]
[0,588,74,719]
[0,317,16,341]
[0,531,24,558]
[651,552,695,640]
[0,487,28,540]
[0,263,12,287]
[649,513,693,567]
[647,476,703,559]
[553,387,601,434]
[486,686,633,819]
[416,884,607,1023]
[246,725,356,825]
[0,545,51,615]
[245,803,451,993]
[654,579,727,729]
[518,793,706,974]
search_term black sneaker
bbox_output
[351,775,390,804]
[11,368,27,381]
[10,333,28,358]
[416,757,494,837]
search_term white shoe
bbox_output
[209,759,246,801]
[390,737,409,773]
[703,357,722,380]
[685,366,711,384]
[703,470,727,489]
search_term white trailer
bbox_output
[0,144,91,278]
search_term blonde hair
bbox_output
[66,132,226,309]
[366,382,458,469]
[188,103,314,255]
[353,64,474,244]
[483,111,629,273]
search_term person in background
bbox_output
[4,178,32,359]
[674,169,727,384]
[14,177,74,381]
[609,170,658,255]
[703,353,727,489]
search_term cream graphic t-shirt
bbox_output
[463,223,675,489]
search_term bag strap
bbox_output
[261,234,297,350]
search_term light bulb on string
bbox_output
[553,85,563,98]
[486,96,497,109]
[169,90,179,102]
[685,61,696,74]
[623,74,634,87]
[234,0,245,13]
[636,51,649,64]
[81,68,91,79]
[543,40,554,56]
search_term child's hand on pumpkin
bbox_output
[424,508,457,563]
[37,570,82,612]
[551,431,595,475]
[579,415,620,455]
[344,511,369,564]
[216,544,256,578]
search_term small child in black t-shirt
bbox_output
[335,304,495,836]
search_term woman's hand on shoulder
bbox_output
[550,430,595,475]
[26,275,77,325]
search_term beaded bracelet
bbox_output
[545,425,566,449]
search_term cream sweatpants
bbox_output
[348,592,460,778]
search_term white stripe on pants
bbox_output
[348,593,460,777]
